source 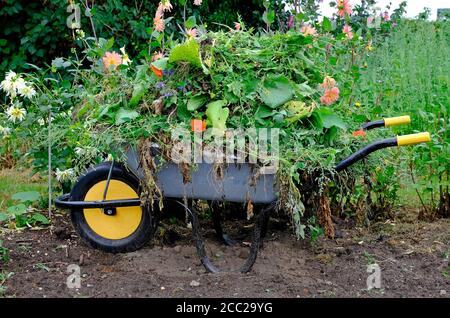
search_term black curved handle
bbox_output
[334,138,397,172]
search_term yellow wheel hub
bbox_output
[83,180,142,240]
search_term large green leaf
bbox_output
[169,39,208,74]
[12,191,40,203]
[187,94,208,111]
[314,108,347,129]
[205,100,229,132]
[7,204,27,216]
[322,16,333,32]
[296,83,316,97]
[32,213,50,225]
[284,101,316,124]
[115,108,139,125]
[129,82,147,107]
[185,16,196,29]
[0,213,9,222]
[258,75,294,108]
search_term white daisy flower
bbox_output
[55,168,75,182]
[0,71,17,97]
[120,46,132,65]
[12,77,26,93]
[38,118,46,126]
[4,70,16,81]
[6,104,27,123]
[18,85,37,99]
[0,71,32,99]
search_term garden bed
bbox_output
[1,209,448,298]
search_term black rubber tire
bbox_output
[70,162,158,253]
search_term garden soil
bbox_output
[1,210,449,298]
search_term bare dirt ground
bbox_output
[1,210,449,298]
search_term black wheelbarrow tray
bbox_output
[55,116,430,273]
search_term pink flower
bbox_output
[367,16,374,25]
[287,15,294,29]
[154,10,165,32]
[343,24,353,39]
[320,76,337,90]
[320,87,340,105]
[194,0,202,5]
[234,22,241,31]
[186,28,198,38]
[102,52,122,71]
[337,0,352,18]
[383,11,390,21]
[158,0,173,12]
[300,25,318,37]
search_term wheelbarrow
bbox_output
[55,115,430,273]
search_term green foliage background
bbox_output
[0,0,269,76]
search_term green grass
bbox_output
[0,169,47,211]
[353,20,450,210]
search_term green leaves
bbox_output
[258,75,294,109]
[322,17,333,32]
[31,213,49,225]
[187,94,208,111]
[0,190,48,227]
[0,213,8,222]
[51,57,71,69]
[262,10,275,27]
[129,82,147,108]
[115,108,139,124]
[130,63,156,107]
[12,191,40,203]
[185,16,196,29]
[151,57,168,71]
[205,100,229,132]
[312,108,347,130]
[169,39,208,73]
[296,83,316,97]
[284,101,316,124]
[7,204,27,216]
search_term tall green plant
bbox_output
[352,20,450,217]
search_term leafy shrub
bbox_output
[351,19,449,218]
[0,0,269,78]
[0,191,49,228]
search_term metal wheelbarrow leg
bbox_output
[173,199,275,273]
[210,201,236,247]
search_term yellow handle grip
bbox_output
[384,115,411,127]
[397,132,431,146]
